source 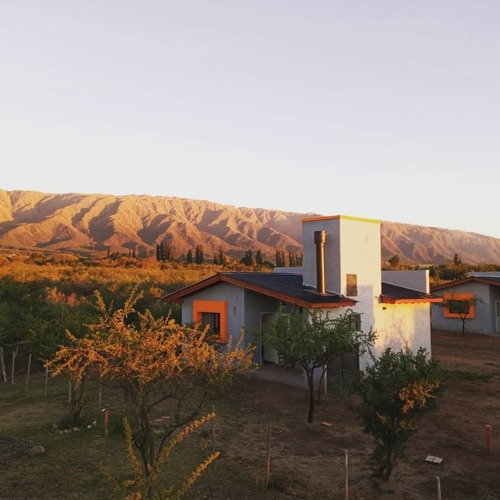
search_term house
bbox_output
[431,272,500,335]
[164,215,440,384]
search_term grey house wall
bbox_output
[180,283,279,363]
[431,281,498,335]
[180,282,246,346]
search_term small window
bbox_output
[349,313,361,331]
[202,312,220,335]
[443,293,475,319]
[448,300,470,315]
[346,274,358,296]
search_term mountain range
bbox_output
[0,189,498,265]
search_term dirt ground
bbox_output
[194,329,500,499]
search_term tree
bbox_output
[195,245,204,264]
[186,249,193,264]
[240,250,254,267]
[355,347,442,481]
[275,249,286,267]
[442,295,479,335]
[48,289,255,498]
[255,249,263,266]
[388,254,400,269]
[264,307,374,423]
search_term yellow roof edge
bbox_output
[301,214,381,224]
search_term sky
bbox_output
[1,1,499,238]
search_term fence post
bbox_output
[345,449,349,500]
[266,425,271,485]
[11,347,18,384]
[0,347,7,383]
[25,353,32,392]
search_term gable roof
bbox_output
[431,276,500,292]
[163,272,357,309]
[380,282,443,304]
[164,272,441,308]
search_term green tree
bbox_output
[195,245,204,264]
[240,250,254,267]
[255,249,263,266]
[48,289,255,498]
[275,249,286,267]
[355,347,442,481]
[264,307,374,423]
[186,249,193,264]
[388,254,400,269]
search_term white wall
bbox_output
[382,270,430,293]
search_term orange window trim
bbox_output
[443,293,475,319]
[193,300,228,342]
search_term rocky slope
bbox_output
[0,189,498,265]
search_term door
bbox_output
[261,312,279,364]
[495,301,500,333]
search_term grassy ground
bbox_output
[2,330,500,499]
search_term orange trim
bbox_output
[193,300,228,342]
[443,293,475,319]
[381,295,443,304]
[301,215,381,224]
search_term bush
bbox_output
[354,347,443,481]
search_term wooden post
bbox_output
[0,347,7,382]
[212,405,216,455]
[25,353,32,392]
[266,425,271,485]
[98,375,102,411]
[11,347,18,384]
[104,409,109,436]
[436,476,441,500]
[485,425,492,453]
[44,366,49,397]
[345,449,349,500]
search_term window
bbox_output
[349,313,362,331]
[202,312,220,335]
[346,274,358,296]
[443,293,475,319]
[448,300,470,315]
[193,300,228,342]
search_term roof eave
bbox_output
[380,295,443,304]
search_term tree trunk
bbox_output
[307,369,315,423]
[317,366,327,404]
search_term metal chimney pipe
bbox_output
[314,230,327,294]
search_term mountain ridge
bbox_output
[0,189,498,265]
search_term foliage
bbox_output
[47,288,255,498]
[441,295,480,335]
[275,249,286,267]
[105,415,220,499]
[264,307,375,423]
[388,254,400,269]
[354,347,443,481]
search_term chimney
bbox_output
[314,230,327,294]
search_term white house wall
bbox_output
[368,302,432,369]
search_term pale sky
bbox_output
[1,1,499,238]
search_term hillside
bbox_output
[0,189,499,265]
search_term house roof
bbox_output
[163,272,441,308]
[163,272,357,309]
[380,282,443,304]
[431,276,500,292]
